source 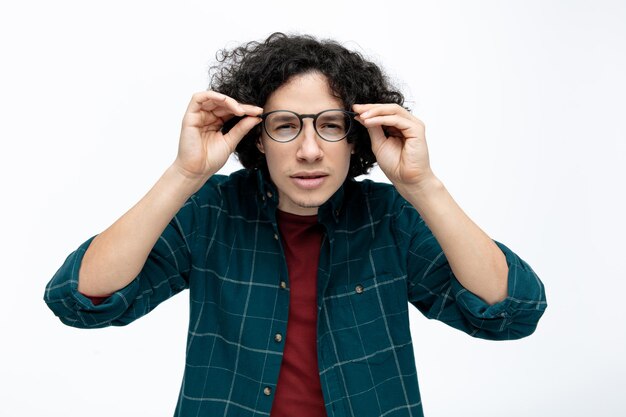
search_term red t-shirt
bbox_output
[272,209,326,417]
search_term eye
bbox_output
[317,111,348,132]
[275,123,298,130]
[320,122,343,130]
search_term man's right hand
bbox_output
[78,92,262,297]
[173,91,263,180]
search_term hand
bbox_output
[174,91,263,180]
[353,103,436,189]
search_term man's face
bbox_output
[257,72,354,215]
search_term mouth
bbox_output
[290,173,328,189]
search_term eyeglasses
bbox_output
[259,109,358,143]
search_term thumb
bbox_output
[367,125,387,154]
[223,116,262,149]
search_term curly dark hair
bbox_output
[209,32,405,178]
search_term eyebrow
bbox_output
[318,114,343,120]
[269,114,299,122]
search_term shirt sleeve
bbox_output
[399,201,547,341]
[43,195,200,329]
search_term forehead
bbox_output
[264,72,343,112]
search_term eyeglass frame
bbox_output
[259,109,358,143]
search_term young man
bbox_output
[44,33,547,417]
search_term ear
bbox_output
[256,137,265,154]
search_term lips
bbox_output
[290,173,328,189]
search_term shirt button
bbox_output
[263,386,272,396]
[280,280,287,289]
[355,284,364,294]
[267,191,273,198]
[274,333,283,343]
[273,233,279,240]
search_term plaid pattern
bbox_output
[44,169,547,417]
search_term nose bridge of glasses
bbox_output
[299,113,317,130]
[297,114,319,138]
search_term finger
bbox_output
[352,103,377,112]
[201,95,246,116]
[187,91,247,119]
[354,113,397,153]
[360,114,416,132]
[239,104,264,116]
[223,115,263,149]
[356,105,419,126]
[187,91,229,113]
[366,125,388,152]
[212,103,263,120]
[182,108,221,129]
[353,103,406,116]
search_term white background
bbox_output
[1,0,625,416]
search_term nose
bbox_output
[296,119,324,162]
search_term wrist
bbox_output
[395,172,443,200]
[166,163,210,198]
[395,174,450,217]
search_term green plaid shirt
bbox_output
[44,168,547,417]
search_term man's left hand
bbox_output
[353,103,436,190]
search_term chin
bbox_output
[298,201,324,210]
[299,193,333,208]
[280,194,329,215]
